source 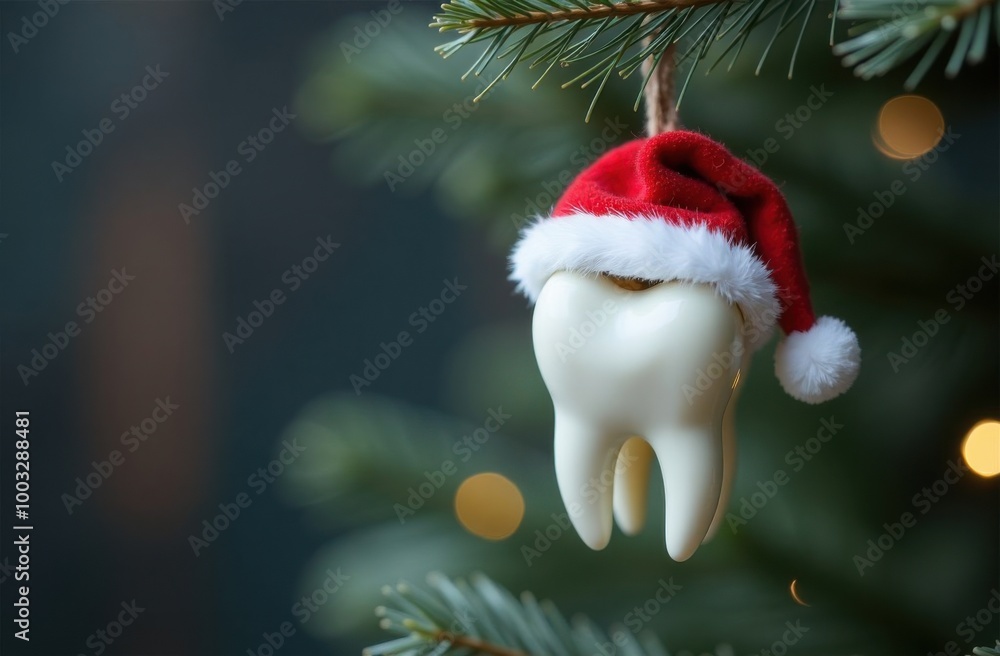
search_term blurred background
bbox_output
[1,1,997,655]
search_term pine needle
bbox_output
[365,572,696,656]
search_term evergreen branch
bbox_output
[972,643,1000,656]
[364,572,678,656]
[431,0,998,121]
[833,0,997,87]
[440,634,528,656]
[431,0,826,122]
[432,0,721,30]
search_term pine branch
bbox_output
[434,0,721,30]
[364,572,678,656]
[972,643,1000,656]
[431,0,826,122]
[435,634,527,656]
[833,0,997,87]
[431,0,998,122]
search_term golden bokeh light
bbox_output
[874,95,945,160]
[789,579,810,607]
[454,473,525,540]
[962,420,1000,477]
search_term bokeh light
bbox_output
[962,420,1000,477]
[874,95,945,160]
[789,579,810,607]
[454,472,525,540]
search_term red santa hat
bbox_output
[510,130,860,404]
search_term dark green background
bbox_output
[1,1,997,655]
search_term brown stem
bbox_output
[461,0,724,30]
[436,631,530,656]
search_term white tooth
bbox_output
[649,427,722,561]
[552,414,620,550]
[533,271,743,560]
[704,363,747,541]
[613,437,654,535]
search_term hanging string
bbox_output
[642,42,680,135]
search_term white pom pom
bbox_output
[774,316,861,404]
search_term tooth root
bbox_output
[704,408,737,542]
[613,437,654,535]
[705,364,747,542]
[651,428,724,562]
[553,413,620,550]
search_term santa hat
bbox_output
[509,130,860,404]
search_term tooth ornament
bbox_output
[535,272,742,560]
[510,131,861,560]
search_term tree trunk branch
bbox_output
[436,631,530,656]
[461,0,724,30]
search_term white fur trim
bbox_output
[774,316,860,404]
[509,213,780,348]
